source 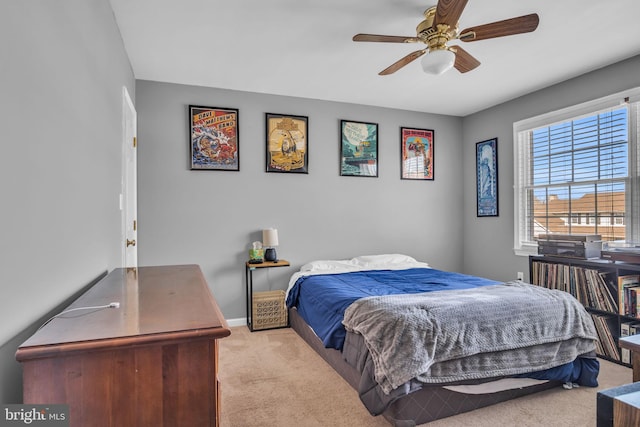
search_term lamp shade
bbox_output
[421,49,455,75]
[262,228,279,247]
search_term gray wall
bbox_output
[136,80,463,320]
[0,0,134,403]
[461,55,640,282]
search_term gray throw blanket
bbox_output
[342,281,598,394]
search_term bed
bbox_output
[285,254,600,426]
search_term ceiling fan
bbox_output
[353,0,539,76]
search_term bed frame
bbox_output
[289,307,561,426]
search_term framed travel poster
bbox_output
[189,105,239,170]
[476,138,499,217]
[265,113,308,173]
[400,127,434,180]
[340,120,378,177]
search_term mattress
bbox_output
[289,307,567,426]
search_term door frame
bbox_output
[121,86,138,268]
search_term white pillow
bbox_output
[299,259,358,272]
[352,254,420,267]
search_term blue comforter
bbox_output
[286,267,499,350]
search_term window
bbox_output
[513,88,640,256]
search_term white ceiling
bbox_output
[109,0,640,117]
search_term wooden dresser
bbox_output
[16,264,230,427]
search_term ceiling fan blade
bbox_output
[433,0,469,28]
[459,13,539,42]
[451,45,480,73]
[379,50,427,75]
[353,34,420,43]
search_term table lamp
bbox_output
[262,228,279,262]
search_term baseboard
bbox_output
[226,317,246,327]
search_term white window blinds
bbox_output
[513,88,640,256]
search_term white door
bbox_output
[121,87,138,268]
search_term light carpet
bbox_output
[219,326,632,426]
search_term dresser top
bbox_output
[17,264,230,359]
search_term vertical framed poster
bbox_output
[340,119,378,177]
[265,113,308,173]
[189,105,239,171]
[400,127,434,180]
[476,138,498,217]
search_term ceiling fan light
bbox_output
[421,49,455,75]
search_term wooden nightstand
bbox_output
[245,260,290,331]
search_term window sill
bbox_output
[514,244,538,257]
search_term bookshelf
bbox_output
[530,255,640,366]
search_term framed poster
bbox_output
[400,127,434,180]
[189,105,239,170]
[476,138,499,217]
[340,120,378,177]
[265,113,308,173]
